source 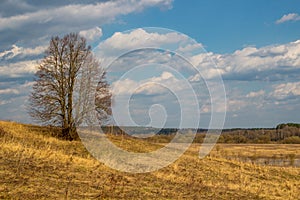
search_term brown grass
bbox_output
[0,121,299,199]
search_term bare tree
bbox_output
[29,33,111,140]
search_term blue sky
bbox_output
[0,0,300,128]
[102,0,300,53]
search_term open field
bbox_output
[0,121,300,199]
[209,144,300,167]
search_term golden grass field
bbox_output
[0,121,300,199]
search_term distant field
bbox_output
[0,121,300,199]
[204,144,300,167]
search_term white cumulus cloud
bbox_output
[0,60,37,77]
[271,82,300,100]
[0,44,46,60]
[276,13,300,24]
[0,88,19,95]
[79,27,103,43]
[246,90,265,98]
[98,28,188,52]
[112,71,185,96]
[190,39,300,81]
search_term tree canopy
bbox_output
[29,33,111,140]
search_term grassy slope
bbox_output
[0,121,299,199]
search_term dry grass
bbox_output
[212,144,300,158]
[0,121,299,199]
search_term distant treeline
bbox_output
[276,123,300,129]
[214,125,300,144]
[101,123,300,144]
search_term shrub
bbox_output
[282,136,300,144]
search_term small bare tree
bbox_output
[29,33,111,140]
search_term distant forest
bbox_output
[101,123,300,144]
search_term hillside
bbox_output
[0,121,300,199]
